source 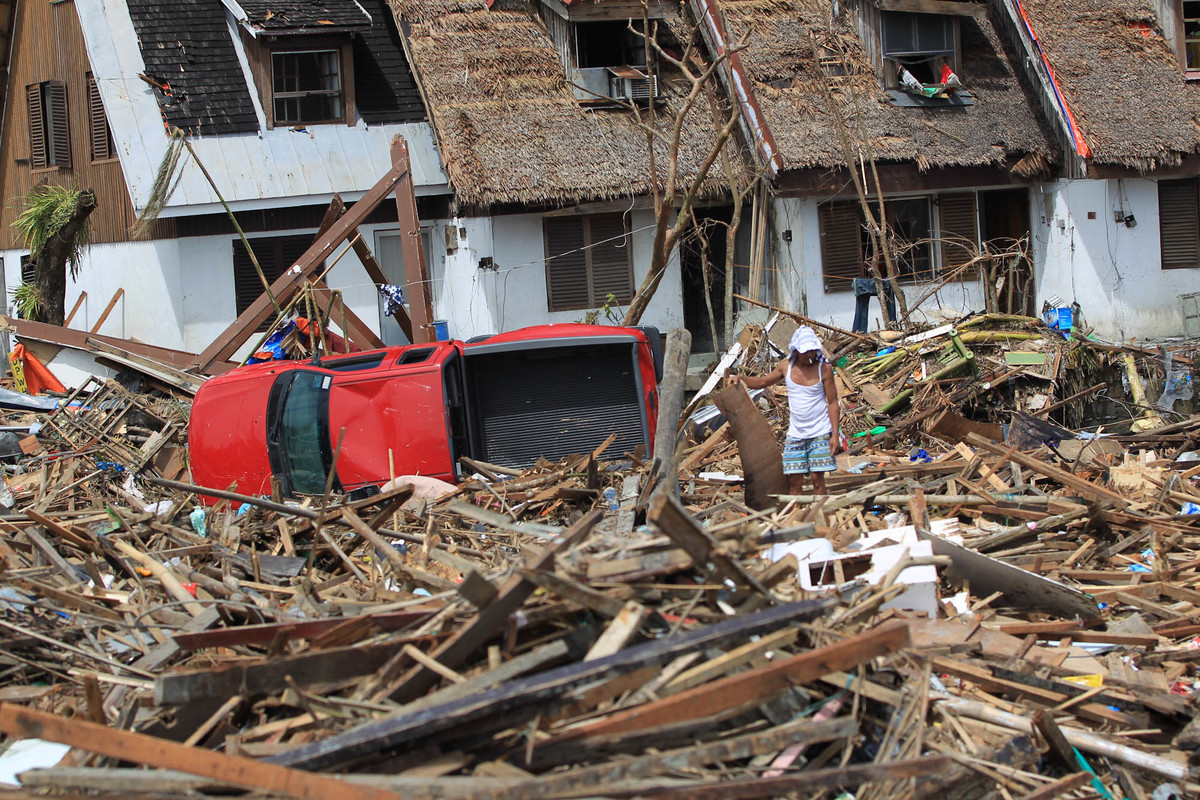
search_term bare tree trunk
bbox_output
[32,190,97,326]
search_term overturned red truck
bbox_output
[189,324,662,498]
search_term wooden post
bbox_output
[713,384,786,509]
[392,138,435,343]
[650,328,692,501]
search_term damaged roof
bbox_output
[230,0,373,33]
[386,0,748,209]
[127,0,260,135]
[722,0,1058,180]
[1015,0,1200,171]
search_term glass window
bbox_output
[272,372,332,495]
[272,50,343,124]
[887,197,934,281]
[1186,1,1200,70]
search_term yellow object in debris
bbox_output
[1062,673,1103,688]
[7,350,26,394]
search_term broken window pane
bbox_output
[272,50,343,124]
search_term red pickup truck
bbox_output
[189,324,661,498]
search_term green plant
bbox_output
[13,184,90,278]
[579,293,625,325]
[9,282,44,320]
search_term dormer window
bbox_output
[538,0,675,105]
[1184,2,1200,74]
[229,0,369,127]
[881,11,955,86]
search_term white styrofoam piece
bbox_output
[0,739,71,786]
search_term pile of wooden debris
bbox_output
[0,312,1198,800]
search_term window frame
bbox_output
[818,191,984,291]
[543,213,635,312]
[1159,177,1200,270]
[243,34,356,129]
[877,11,959,89]
[26,81,71,170]
[1182,0,1200,77]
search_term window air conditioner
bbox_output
[607,66,657,101]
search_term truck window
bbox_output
[271,372,333,495]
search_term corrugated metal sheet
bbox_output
[75,0,447,216]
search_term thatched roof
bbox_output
[388,0,747,208]
[1017,0,1200,170]
[721,0,1057,177]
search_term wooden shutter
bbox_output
[87,74,112,162]
[545,217,589,311]
[939,192,978,277]
[45,82,70,168]
[233,235,315,322]
[1159,179,1200,270]
[26,84,46,169]
[818,201,863,292]
[586,214,633,305]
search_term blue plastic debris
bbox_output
[1182,502,1200,515]
[909,448,931,463]
[96,461,125,473]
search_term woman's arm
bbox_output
[728,359,787,390]
[823,363,841,454]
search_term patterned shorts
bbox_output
[782,436,837,474]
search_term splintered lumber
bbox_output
[964,433,1126,503]
[0,704,406,800]
[713,384,785,509]
[501,716,856,800]
[550,620,910,741]
[267,598,836,771]
[649,493,770,596]
[386,509,603,704]
[938,697,1191,782]
[154,638,439,705]
[603,756,950,800]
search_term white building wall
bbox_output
[1,210,686,359]
[771,197,987,333]
[430,209,685,341]
[1033,177,1196,340]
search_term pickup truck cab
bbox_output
[189,324,661,497]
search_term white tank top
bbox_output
[786,361,832,439]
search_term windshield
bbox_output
[269,371,333,495]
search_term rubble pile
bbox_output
[0,313,1199,799]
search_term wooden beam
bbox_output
[267,598,835,772]
[195,140,413,372]
[964,433,1126,503]
[90,288,124,333]
[551,620,910,740]
[385,509,603,702]
[0,704,405,800]
[602,756,949,799]
[874,0,987,17]
[392,138,434,343]
[649,492,770,596]
[649,328,692,500]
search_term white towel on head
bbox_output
[789,326,824,359]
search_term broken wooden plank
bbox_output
[550,620,910,741]
[0,704,407,800]
[267,598,835,771]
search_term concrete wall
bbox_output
[1033,177,1196,340]
[770,196,987,333]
